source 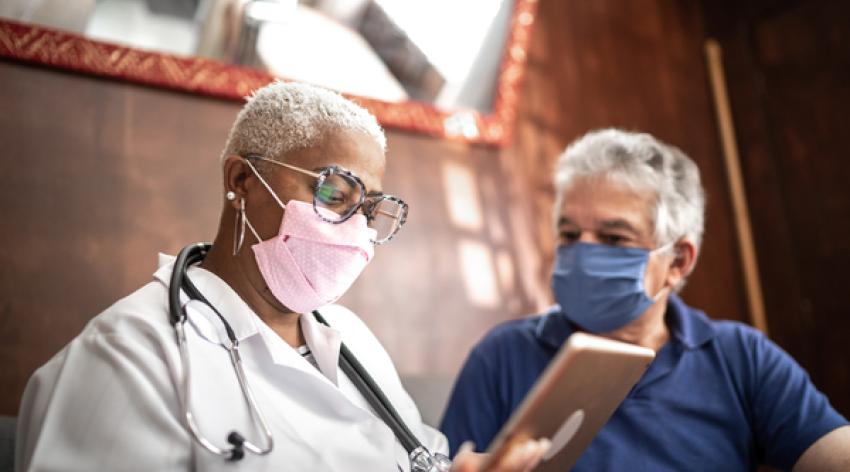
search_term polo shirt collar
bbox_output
[535,305,576,350]
[666,294,715,349]
[535,294,715,350]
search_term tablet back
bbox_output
[484,332,655,471]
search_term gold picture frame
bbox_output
[0,0,538,147]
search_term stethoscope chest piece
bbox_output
[410,447,452,472]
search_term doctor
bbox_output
[15,82,549,471]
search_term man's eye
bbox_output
[559,231,580,243]
[601,234,627,245]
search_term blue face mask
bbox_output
[551,241,672,333]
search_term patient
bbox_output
[440,129,850,471]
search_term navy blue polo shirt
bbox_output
[439,295,847,471]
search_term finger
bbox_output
[457,441,475,457]
[510,444,530,472]
[450,442,476,472]
[523,438,552,472]
[519,440,541,471]
[503,440,535,471]
[537,438,552,458]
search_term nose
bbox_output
[577,231,599,244]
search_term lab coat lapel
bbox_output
[299,311,341,386]
[252,319,332,381]
[248,323,386,434]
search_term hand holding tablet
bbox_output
[483,332,655,471]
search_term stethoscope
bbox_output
[169,243,451,471]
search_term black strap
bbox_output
[313,310,424,454]
[170,243,238,344]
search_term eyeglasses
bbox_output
[245,155,409,245]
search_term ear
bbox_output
[665,238,698,288]
[222,155,251,209]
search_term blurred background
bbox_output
[1,0,848,430]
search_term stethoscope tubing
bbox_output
[167,243,441,468]
[170,243,273,460]
[313,311,422,453]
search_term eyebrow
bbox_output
[598,219,640,235]
[366,190,384,198]
[557,217,641,235]
[558,217,577,228]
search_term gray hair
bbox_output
[221,81,386,164]
[553,128,706,249]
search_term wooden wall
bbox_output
[0,61,539,415]
[505,0,750,324]
[1,0,845,422]
[0,63,232,415]
[703,0,850,418]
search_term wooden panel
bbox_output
[340,134,537,375]
[506,0,750,322]
[704,0,850,418]
[0,62,232,414]
[0,61,536,415]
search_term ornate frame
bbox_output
[0,0,537,147]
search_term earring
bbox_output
[233,198,246,255]
[226,191,236,201]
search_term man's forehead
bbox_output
[559,185,654,235]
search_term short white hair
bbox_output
[221,81,386,163]
[554,128,706,248]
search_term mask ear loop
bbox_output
[241,200,262,245]
[650,239,679,301]
[236,158,284,247]
[243,158,287,209]
[651,285,671,303]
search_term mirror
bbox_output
[0,0,537,146]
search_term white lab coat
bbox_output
[16,254,447,471]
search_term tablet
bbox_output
[483,332,655,471]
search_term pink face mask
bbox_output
[250,199,376,314]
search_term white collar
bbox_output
[299,309,342,385]
[153,253,342,385]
